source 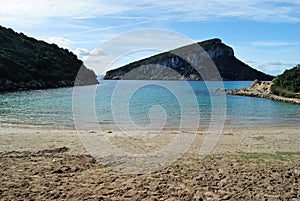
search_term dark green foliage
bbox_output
[270,65,300,98]
[0,25,98,91]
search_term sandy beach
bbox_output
[0,124,299,200]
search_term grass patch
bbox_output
[270,86,300,98]
[236,152,300,163]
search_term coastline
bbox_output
[225,80,300,105]
[1,125,299,200]
[1,124,300,155]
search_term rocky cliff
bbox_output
[104,38,273,81]
[0,25,98,92]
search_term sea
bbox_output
[0,80,300,129]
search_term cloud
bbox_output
[252,41,300,46]
[81,29,197,75]
[2,1,298,77]
[73,48,91,59]
[250,61,296,75]
[267,61,284,65]
[245,60,256,64]
[1,0,300,28]
[82,48,116,75]
[48,36,73,48]
[0,0,128,19]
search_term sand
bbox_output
[0,124,299,200]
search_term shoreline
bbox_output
[225,80,300,105]
[227,88,300,105]
[1,124,299,155]
[1,118,300,130]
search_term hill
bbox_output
[0,25,98,92]
[270,64,300,98]
[104,38,273,81]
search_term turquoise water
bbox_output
[0,81,300,128]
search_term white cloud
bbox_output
[252,41,300,46]
[248,61,296,75]
[233,41,300,76]
[267,61,284,65]
[73,48,91,59]
[256,63,294,75]
[0,0,133,29]
[1,0,299,76]
[245,60,257,64]
[0,0,128,19]
[48,37,73,48]
[81,29,196,75]
[83,48,116,75]
[1,0,300,28]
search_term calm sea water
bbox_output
[0,80,300,128]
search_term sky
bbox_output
[1,0,300,76]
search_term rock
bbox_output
[204,191,214,197]
[221,194,232,200]
[193,190,203,200]
[17,81,25,88]
[52,169,63,174]
[2,79,17,91]
[249,79,260,89]
[226,79,300,105]
[267,185,274,191]
[216,88,226,92]
[58,80,67,87]
[294,168,300,176]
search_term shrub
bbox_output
[270,65,300,98]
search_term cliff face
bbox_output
[0,25,98,92]
[104,38,273,81]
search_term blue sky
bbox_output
[1,0,300,76]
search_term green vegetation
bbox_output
[270,65,300,98]
[224,152,300,164]
[0,25,98,91]
[238,152,300,161]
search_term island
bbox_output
[0,25,98,92]
[104,38,274,81]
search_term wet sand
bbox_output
[0,125,299,200]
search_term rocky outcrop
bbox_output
[104,38,274,81]
[0,78,81,91]
[0,25,98,92]
[226,79,300,105]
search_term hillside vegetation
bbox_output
[0,25,98,91]
[270,65,300,98]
